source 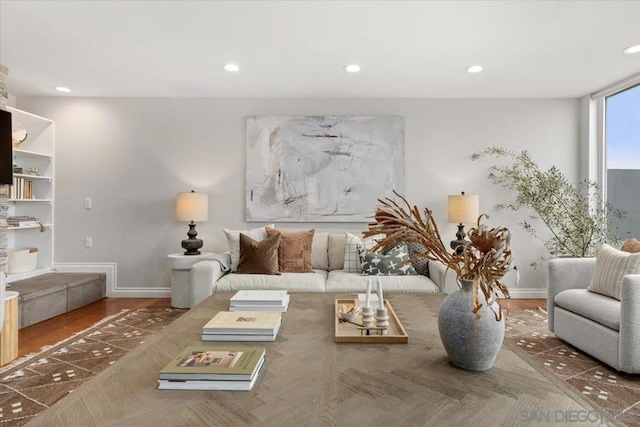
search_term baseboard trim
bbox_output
[508,288,546,299]
[52,263,171,298]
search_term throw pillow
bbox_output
[621,238,640,254]
[224,224,274,272]
[588,243,640,300]
[266,228,315,273]
[358,243,418,275]
[404,240,429,276]
[236,233,281,275]
[343,232,380,273]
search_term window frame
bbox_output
[587,73,640,200]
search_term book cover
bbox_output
[159,358,265,390]
[159,346,265,380]
[203,311,281,334]
[230,290,288,305]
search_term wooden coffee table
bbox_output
[28,293,598,426]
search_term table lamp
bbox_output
[447,191,479,254]
[176,191,209,255]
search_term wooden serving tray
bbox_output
[334,298,408,343]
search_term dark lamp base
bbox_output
[182,222,203,255]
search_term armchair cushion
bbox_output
[555,289,621,331]
[588,244,640,300]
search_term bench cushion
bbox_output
[555,289,621,331]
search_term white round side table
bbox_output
[167,252,214,308]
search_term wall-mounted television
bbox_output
[0,109,12,185]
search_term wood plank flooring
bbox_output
[16,297,544,359]
[17,298,171,357]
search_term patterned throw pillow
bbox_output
[266,228,315,273]
[405,240,429,277]
[358,243,417,276]
[588,243,640,300]
[224,224,274,272]
[343,232,380,273]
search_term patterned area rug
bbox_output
[0,308,185,426]
[504,308,640,426]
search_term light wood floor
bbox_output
[16,297,545,359]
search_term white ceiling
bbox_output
[1,1,640,98]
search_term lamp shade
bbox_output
[447,193,479,224]
[176,191,209,222]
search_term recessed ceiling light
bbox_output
[344,64,361,73]
[623,44,640,55]
[466,65,484,73]
[223,64,240,72]
[55,86,71,93]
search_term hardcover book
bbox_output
[230,295,290,312]
[158,357,265,390]
[230,290,288,305]
[203,311,281,334]
[159,346,266,381]
[202,321,281,342]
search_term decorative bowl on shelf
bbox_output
[12,121,27,148]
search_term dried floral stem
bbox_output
[365,191,516,321]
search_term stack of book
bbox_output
[229,290,290,312]
[158,346,265,391]
[202,311,282,342]
[7,215,41,228]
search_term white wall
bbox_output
[17,97,580,298]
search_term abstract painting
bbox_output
[246,116,404,222]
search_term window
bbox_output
[605,84,640,240]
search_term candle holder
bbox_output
[375,306,389,334]
[361,306,375,328]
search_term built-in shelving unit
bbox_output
[6,106,55,283]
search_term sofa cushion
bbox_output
[236,233,281,275]
[311,232,329,270]
[358,243,417,275]
[555,289,621,331]
[588,243,640,300]
[325,270,439,293]
[328,233,346,271]
[216,270,327,292]
[224,224,273,272]
[266,228,314,273]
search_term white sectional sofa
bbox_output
[190,232,447,307]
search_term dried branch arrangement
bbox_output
[364,191,517,320]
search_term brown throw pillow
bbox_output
[236,232,281,275]
[266,228,315,273]
[621,238,640,254]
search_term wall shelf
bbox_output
[6,106,55,284]
[13,173,52,181]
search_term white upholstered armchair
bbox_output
[547,257,640,374]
